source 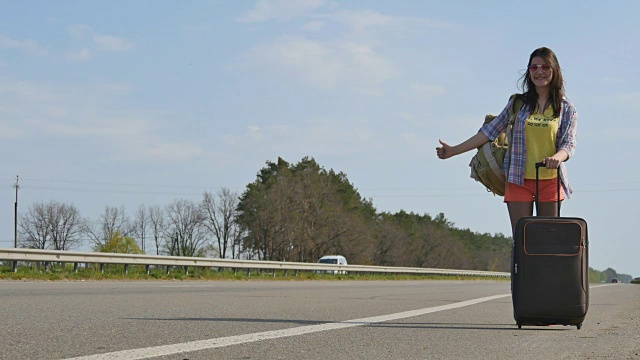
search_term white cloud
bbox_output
[330,10,392,32]
[411,83,447,97]
[304,20,325,32]
[45,107,68,119]
[66,24,134,53]
[579,126,640,144]
[238,0,326,22]
[0,122,24,139]
[318,9,456,33]
[602,77,625,83]
[616,92,640,103]
[66,48,93,62]
[107,131,206,163]
[0,80,58,101]
[93,35,133,52]
[67,24,93,39]
[35,115,205,162]
[224,118,375,157]
[0,78,202,163]
[40,116,146,137]
[245,37,396,92]
[0,35,48,56]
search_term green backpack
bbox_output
[469,94,524,196]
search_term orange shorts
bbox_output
[504,177,565,203]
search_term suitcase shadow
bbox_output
[365,322,571,331]
[125,317,570,331]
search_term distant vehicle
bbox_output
[631,278,640,284]
[316,255,348,275]
[611,278,619,283]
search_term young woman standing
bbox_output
[436,47,578,235]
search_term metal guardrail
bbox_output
[0,248,510,277]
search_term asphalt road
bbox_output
[0,280,638,359]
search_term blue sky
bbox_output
[1,1,639,277]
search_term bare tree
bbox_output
[84,205,130,250]
[18,203,50,249]
[19,201,84,250]
[48,202,85,250]
[148,205,166,255]
[201,188,242,259]
[131,204,149,253]
[164,199,207,257]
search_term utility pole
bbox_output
[14,175,19,248]
[13,175,19,272]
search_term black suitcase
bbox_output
[511,162,589,329]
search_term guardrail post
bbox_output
[145,265,150,275]
[13,260,17,273]
[100,264,104,274]
[73,263,78,273]
[124,264,129,275]
[185,266,189,276]
[166,266,171,275]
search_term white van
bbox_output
[317,255,348,274]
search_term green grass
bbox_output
[0,263,509,281]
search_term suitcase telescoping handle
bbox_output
[534,162,561,216]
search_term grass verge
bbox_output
[0,263,509,281]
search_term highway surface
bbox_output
[1,280,638,359]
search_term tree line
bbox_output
[17,157,521,271]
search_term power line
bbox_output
[20,177,227,190]
[23,185,204,197]
[8,176,640,199]
[18,178,640,192]
[10,184,640,198]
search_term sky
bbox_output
[1,0,639,277]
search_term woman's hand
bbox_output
[543,157,561,169]
[436,139,453,159]
[436,133,490,160]
[543,150,569,169]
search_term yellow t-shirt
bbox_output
[524,106,560,179]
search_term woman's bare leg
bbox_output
[507,201,534,237]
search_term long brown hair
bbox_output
[519,47,564,117]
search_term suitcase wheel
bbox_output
[576,323,582,330]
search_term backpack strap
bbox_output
[504,94,525,178]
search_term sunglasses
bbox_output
[529,64,551,73]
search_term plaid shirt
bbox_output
[481,96,578,198]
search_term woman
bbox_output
[436,47,578,235]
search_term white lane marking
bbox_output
[66,284,611,359]
[590,284,614,288]
[64,293,510,360]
